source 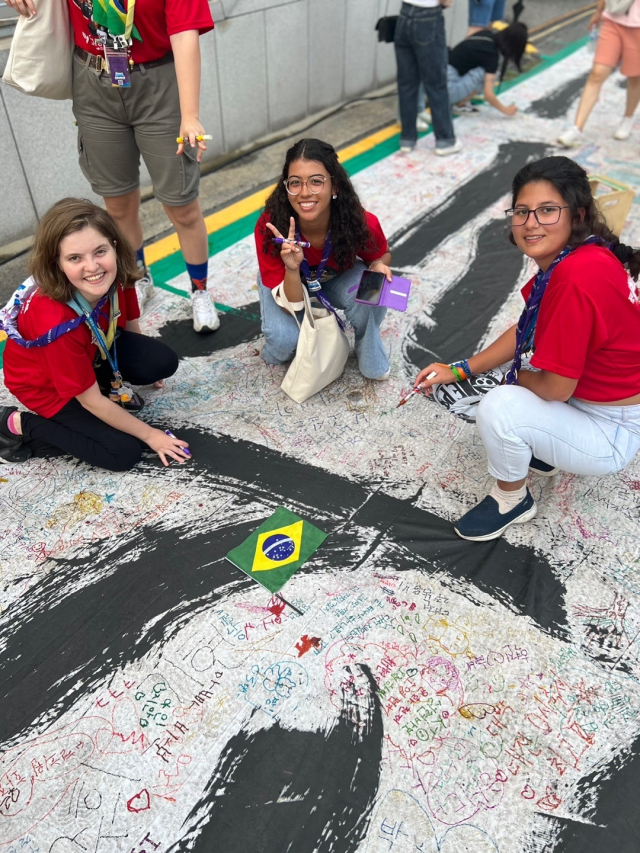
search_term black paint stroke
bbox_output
[172,665,383,853]
[404,217,526,365]
[527,72,590,120]
[546,733,640,853]
[0,431,568,747]
[156,302,261,359]
[389,141,549,268]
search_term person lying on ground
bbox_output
[0,199,189,471]
[415,155,640,541]
[254,138,392,382]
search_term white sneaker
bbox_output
[435,140,462,157]
[191,289,220,333]
[614,116,634,140]
[135,270,155,311]
[416,110,432,131]
[399,144,415,153]
[372,368,391,381]
[557,125,584,148]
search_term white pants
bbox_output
[476,385,640,481]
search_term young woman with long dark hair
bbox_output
[0,199,189,470]
[254,138,392,380]
[415,155,640,540]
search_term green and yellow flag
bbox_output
[226,507,327,593]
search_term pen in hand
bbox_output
[396,371,438,408]
[165,430,192,457]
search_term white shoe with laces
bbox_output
[135,270,155,311]
[191,289,220,333]
[614,116,634,140]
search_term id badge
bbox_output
[104,47,131,88]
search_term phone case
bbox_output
[350,274,412,311]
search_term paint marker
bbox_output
[396,371,438,408]
[271,238,311,248]
[175,134,213,143]
[165,430,192,457]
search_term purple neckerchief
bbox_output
[506,236,603,385]
[0,285,109,349]
[295,226,345,331]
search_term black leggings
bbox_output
[20,331,178,472]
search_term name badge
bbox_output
[105,47,131,88]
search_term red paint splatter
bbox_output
[295,635,322,657]
[267,596,286,619]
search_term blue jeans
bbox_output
[258,263,389,379]
[447,64,485,105]
[394,2,456,148]
[469,0,506,27]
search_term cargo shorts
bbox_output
[71,53,200,207]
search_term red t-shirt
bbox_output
[520,244,640,402]
[68,0,214,64]
[254,210,389,289]
[3,284,137,418]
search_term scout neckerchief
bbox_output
[92,0,142,87]
[0,281,109,349]
[295,226,345,331]
[69,287,133,405]
[506,235,602,385]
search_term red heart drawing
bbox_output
[495,769,508,783]
[127,789,151,813]
[521,784,535,799]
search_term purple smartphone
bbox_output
[353,270,411,311]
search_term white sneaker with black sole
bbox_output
[191,289,221,333]
[135,270,155,311]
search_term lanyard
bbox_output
[295,227,345,330]
[70,288,132,404]
[296,227,332,292]
[506,236,601,385]
[93,0,140,48]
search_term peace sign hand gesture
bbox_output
[266,217,304,272]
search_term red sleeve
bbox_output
[47,329,98,400]
[530,278,608,379]
[255,212,286,290]
[165,0,214,37]
[123,285,140,321]
[357,212,388,264]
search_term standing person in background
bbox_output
[394,0,461,155]
[467,0,506,37]
[558,0,640,147]
[6,0,221,334]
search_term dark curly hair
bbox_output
[509,155,640,280]
[261,138,379,272]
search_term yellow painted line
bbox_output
[144,122,402,267]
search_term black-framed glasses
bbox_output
[283,175,330,196]
[505,205,569,226]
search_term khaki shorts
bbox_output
[72,54,200,206]
[595,17,640,78]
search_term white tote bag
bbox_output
[275,284,350,404]
[2,0,74,100]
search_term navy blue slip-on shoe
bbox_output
[454,488,537,541]
[529,455,559,476]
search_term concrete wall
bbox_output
[0,0,467,247]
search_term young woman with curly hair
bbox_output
[0,199,188,471]
[254,138,392,380]
[415,156,640,541]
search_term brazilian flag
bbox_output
[226,507,327,593]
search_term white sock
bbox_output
[490,483,527,514]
